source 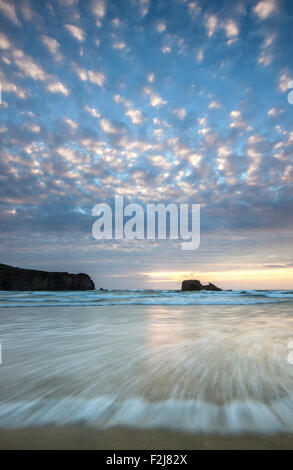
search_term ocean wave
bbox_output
[0,289,292,307]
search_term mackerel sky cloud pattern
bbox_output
[0,0,293,289]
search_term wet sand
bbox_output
[0,427,293,450]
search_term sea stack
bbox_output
[181,280,222,291]
[0,263,95,291]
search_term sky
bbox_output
[0,0,293,290]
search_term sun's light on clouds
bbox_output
[0,0,292,288]
[65,24,85,42]
[253,0,278,20]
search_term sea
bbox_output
[0,288,293,434]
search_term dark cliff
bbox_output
[0,264,95,291]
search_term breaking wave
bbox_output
[0,289,292,307]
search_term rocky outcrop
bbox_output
[0,263,95,291]
[182,280,222,291]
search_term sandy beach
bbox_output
[1,427,293,450]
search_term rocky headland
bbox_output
[0,263,95,291]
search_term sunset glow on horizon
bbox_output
[141,268,293,290]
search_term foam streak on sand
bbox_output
[1,396,293,434]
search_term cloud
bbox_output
[267,108,283,117]
[72,63,88,81]
[72,65,105,87]
[205,14,218,37]
[56,146,82,164]
[113,94,131,107]
[156,21,166,33]
[47,80,70,96]
[125,109,144,124]
[0,71,27,99]
[65,24,85,42]
[88,70,106,87]
[150,93,167,107]
[92,0,106,19]
[24,123,41,133]
[84,106,101,119]
[111,18,120,28]
[9,48,69,96]
[206,16,239,42]
[230,110,241,118]
[263,33,276,49]
[224,20,239,39]
[113,94,143,124]
[172,108,186,120]
[253,0,278,19]
[10,48,69,97]
[198,117,207,127]
[258,52,273,66]
[13,50,49,81]
[57,0,78,5]
[161,45,172,54]
[100,118,120,134]
[208,101,221,109]
[282,165,293,183]
[0,0,20,25]
[41,35,62,61]
[279,70,292,92]
[20,0,33,21]
[230,110,250,130]
[113,41,127,50]
[148,155,172,170]
[197,49,204,63]
[136,0,150,17]
[187,1,201,18]
[147,73,155,83]
[64,118,78,131]
[258,32,276,66]
[246,135,264,185]
[0,32,11,49]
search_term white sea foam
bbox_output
[1,396,293,433]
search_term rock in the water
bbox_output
[0,263,95,291]
[181,280,202,291]
[181,279,222,291]
[203,282,222,291]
